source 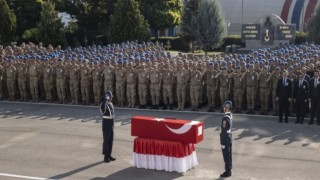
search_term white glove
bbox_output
[221,145,225,149]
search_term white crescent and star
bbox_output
[153,118,200,135]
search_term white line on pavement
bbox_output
[0,173,56,180]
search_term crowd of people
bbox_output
[0,41,319,125]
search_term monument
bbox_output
[242,14,296,49]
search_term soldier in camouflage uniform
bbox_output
[126,62,137,108]
[138,63,149,109]
[162,61,174,110]
[6,61,17,101]
[244,65,258,114]
[205,62,218,112]
[258,66,270,115]
[231,66,245,113]
[92,61,103,106]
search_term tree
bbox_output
[180,0,199,52]
[36,1,66,47]
[108,0,150,43]
[6,0,42,42]
[307,5,320,43]
[139,0,182,38]
[192,0,226,55]
[0,0,16,44]
[62,0,117,45]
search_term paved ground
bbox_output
[0,101,319,180]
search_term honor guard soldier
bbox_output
[293,72,309,124]
[220,100,233,178]
[100,90,116,163]
[276,70,292,123]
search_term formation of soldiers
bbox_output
[0,42,320,124]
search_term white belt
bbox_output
[103,115,114,119]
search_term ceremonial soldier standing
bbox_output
[100,90,116,163]
[309,70,320,125]
[276,70,292,123]
[293,72,309,124]
[219,101,233,178]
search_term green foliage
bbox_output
[151,36,190,52]
[192,0,226,54]
[307,5,320,43]
[139,0,182,37]
[295,31,308,44]
[7,0,41,42]
[36,1,66,47]
[0,0,16,44]
[180,0,199,41]
[22,28,39,43]
[108,0,150,43]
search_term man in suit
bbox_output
[309,70,320,125]
[276,70,292,123]
[293,72,309,124]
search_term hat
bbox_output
[223,101,233,109]
[104,90,113,100]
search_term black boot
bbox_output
[104,156,110,163]
[220,171,231,178]
[162,105,168,110]
[169,104,173,110]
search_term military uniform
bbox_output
[190,68,202,111]
[80,63,91,105]
[17,62,28,101]
[205,67,218,112]
[269,69,281,115]
[29,62,39,102]
[103,65,115,95]
[309,74,320,125]
[162,65,174,109]
[232,69,245,113]
[43,64,53,102]
[114,66,126,107]
[218,69,230,111]
[175,65,188,111]
[126,67,137,108]
[220,102,233,178]
[55,63,66,103]
[258,68,270,114]
[92,65,103,106]
[69,62,80,104]
[138,66,149,108]
[244,69,258,114]
[6,63,17,101]
[149,65,161,109]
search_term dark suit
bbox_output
[276,78,292,122]
[294,80,309,123]
[100,100,115,157]
[220,112,232,173]
[309,78,320,124]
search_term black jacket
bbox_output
[309,78,319,99]
[276,78,292,99]
[100,100,115,119]
[294,80,309,101]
